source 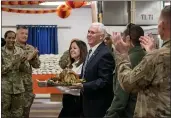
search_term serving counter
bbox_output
[32,74,63,101]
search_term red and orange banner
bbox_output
[1,7,57,14]
[1,0,45,5]
[1,1,90,17]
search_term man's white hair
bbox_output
[91,22,107,34]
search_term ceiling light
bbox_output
[39,2,66,6]
[164,2,170,6]
[40,1,91,6]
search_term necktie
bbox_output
[82,49,92,78]
[87,49,92,60]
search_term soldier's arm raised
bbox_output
[19,50,31,72]
[115,52,154,94]
[27,46,40,68]
[29,55,41,69]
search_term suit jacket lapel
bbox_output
[86,42,105,67]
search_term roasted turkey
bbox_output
[47,69,85,86]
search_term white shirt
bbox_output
[71,61,83,75]
[89,42,102,58]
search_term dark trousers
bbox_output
[58,94,83,118]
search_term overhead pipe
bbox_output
[130,0,136,23]
[2,25,71,29]
[91,1,98,23]
[97,1,103,23]
[127,1,131,23]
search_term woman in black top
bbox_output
[58,39,87,118]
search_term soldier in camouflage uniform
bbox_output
[105,25,146,118]
[59,50,70,69]
[1,30,28,118]
[15,26,41,118]
[112,5,171,118]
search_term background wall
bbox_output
[2,8,92,53]
[2,7,161,53]
[106,25,158,34]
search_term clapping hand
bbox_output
[27,48,39,61]
[139,34,156,52]
[112,32,131,54]
[11,54,25,66]
[21,55,27,62]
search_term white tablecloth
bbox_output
[56,86,80,96]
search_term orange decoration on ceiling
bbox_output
[2,1,91,18]
[65,0,85,8]
[56,4,72,19]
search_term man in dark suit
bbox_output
[71,22,115,117]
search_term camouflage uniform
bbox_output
[59,50,70,69]
[15,42,41,118]
[1,46,28,118]
[105,46,146,118]
[115,40,171,118]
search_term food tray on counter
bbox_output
[37,79,81,96]
[37,79,74,87]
